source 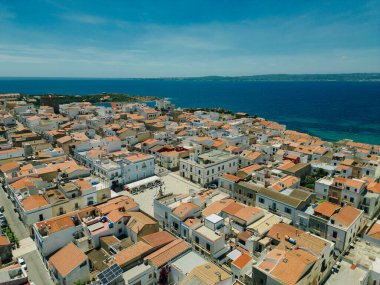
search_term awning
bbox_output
[125,175,160,189]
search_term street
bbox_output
[24,250,54,285]
[0,183,29,239]
[0,184,53,285]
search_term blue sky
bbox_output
[0,0,379,77]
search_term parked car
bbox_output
[0,219,7,227]
[18,257,27,270]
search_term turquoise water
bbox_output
[0,78,379,144]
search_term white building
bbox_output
[180,150,238,186]
[326,205,364,252]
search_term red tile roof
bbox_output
[49,243,87,277]
[141,231,176,249]
[232,253,252,269]
[145,239,191,268]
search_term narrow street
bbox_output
[0,184,53,285]
[24,250,54,285]
[0,183,29,239]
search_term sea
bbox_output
[0,78,379,145]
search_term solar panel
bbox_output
[97,264,123,285]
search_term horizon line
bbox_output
[0,72,379,80]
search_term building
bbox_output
[326,205,364,252]
[49,242,90,285]
[180,262,232,285]
[180,150,239,186]
[252,223,335,285]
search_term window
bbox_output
[206,243,211,251]
[350,197,354,203]
[195,236,199,244]
[259,198,265,203]
[285,207,292,214]
[39,214,44,221]
[332,231,338,238]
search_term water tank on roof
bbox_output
[91,181,98,185]
[109,223,114,228]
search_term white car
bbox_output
[18,257,27,270]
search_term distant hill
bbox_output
[156,73,380,82]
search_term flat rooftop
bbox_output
[198,150,236,164]
[194,225,222,241]
[171,251,208,275]
[345,239,380,269]
[123,263,153,283]
[325,260,368,285]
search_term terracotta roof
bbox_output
[49,243,87,277]
[232,253,252,269]
[333,177,365,190]
[270,249,317,285]
[367,182,380,194]
[222,173,241,183]
[106,210,127,223]
[267,223,328,255]
[367,222,380,240]
[202,199,235,217]
[114,241,153,267]
[96,196,138,215]
[183,218,201,228]
[57,136,71,144]
[74,179,92,192]
[126,212,157,234]
[314,202,340,218]
[221,202,245,216]
[141,231,176,249]
[180,262,231,285]
[173,202,199,219]
[10,177,42,191]
[0,235,10,246]
[22,195,49,211]
[237,230,254,241]
[105,136,120,142]
[0,161,20,172]
[145,239,191,268]
[233,206,263,222]
[238,164,263,174]
[36,215,75,235]
[331,205,362,227]
[100,235,120,245]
